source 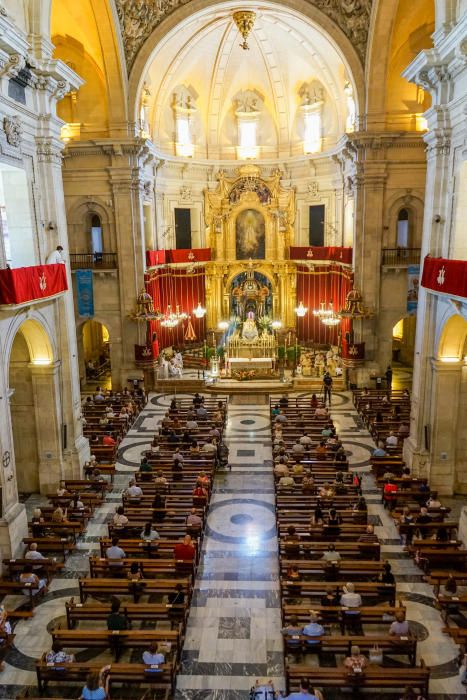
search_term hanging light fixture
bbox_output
[271,320,282,330]
[193,302,206,319]
[313,300,332,319]
[233,10,256,50]
[321,301,341,326]
[160,304,180,327]
[218,321,229,331]
[294,301,308,317]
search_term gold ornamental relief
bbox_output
[115,0,373,70]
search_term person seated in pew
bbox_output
[113,507,129,529]
[46,640,75,665]
[193,484,208,500]
[174,534,196,562]
[310,393,319,408]
[90,433,100,446]
[52,505,67,523]
[275,410,287,424]
[318,482,334,499]
[280,677,324,700]
[352,497,367,514]
[386,431,399,448]
[292,462,305,477]
[103,432,117,447]
[154,471,169,489]
[186,415,199,432]
[152,493,167,522]
[401,467,412,480]
[292,440,305,456]
[70,493,85,511]
[310,502,324,525]
[181,430,192,446]
[189,440,200,455]
[274,449,290,464]
[321,423,334,438]
[389,609,409,636]
[358,524,379,544]
[380,561,395,585]
[25,542,46,564]
[340,582,362,609]
[172,457,184,480]
[285,526,301,544]
[383,479,398,509]
[281,614,303,643]
[171,416,181,433]
[126,479,143,499]
[321,587,339,606]
[172,448,184,464]
[316,441,328,459]
[142,641,165,666]
[314,405,328,418]
[150,435,160,455]
[106,537,126,561]
[344,645,368,672]
[201,439,217,455]
[441,573,458,598]
[141,522,160,541]
[278,473,295,490]
[20,564,47,596]
[302,472,315,494]
[107,597,129,630]
[128,561,143,582]
[434,526,450,542]
[186,508,203,530]
[416,507,432,535]
[302,612,325,647]
[372,441,388,458]
[398,422,410,438]
[209,425,221,441]
[196,471,211,488]
[334,472,348,495]
[168,582,185,606]
[299,431,313,447]
[322,543,341,563]
[168,430,180,445]
[273,425,284,443]
[334,446,347,463]
[140,457,152,479]
[399,507,414,546]
[57,480,70,497]
[271,403,281,417]
[426,493,441,509]
[273,440,286,456]
[31,508,46,537]
[80,665,110,700]
[196,404,208,420]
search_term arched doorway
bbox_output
[230,270,273,321]
[81,319,111,388]
[8,319,58,495]
[391,316,416,390]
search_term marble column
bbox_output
[29,362,66,494]
[426,359,462,495]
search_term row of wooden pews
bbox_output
[273,395,431,699]
[20,393,226,698]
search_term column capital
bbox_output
[430,358,463,371]
[28,360,61,374]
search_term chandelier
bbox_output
[160,304,187,327]
[233,10,256,50]
[313,300,341,326]
[218,321,229,331]
[294,301,308,317]
[193,302,206,318]
[271,320,282,330]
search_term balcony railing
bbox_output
[381,248,421,266]
[69,253,118,270]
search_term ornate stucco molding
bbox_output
[115,0,373,71]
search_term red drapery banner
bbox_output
[295,264,353,345]
[0,263,68,305]
[146,248,212,267]
[421,256,467,298]
[145,267,207,349]
[289,246,353,265]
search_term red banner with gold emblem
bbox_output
[421,256,467,298]
[0,263,68,305]
[289,246,353,264]
[146,249,212,267]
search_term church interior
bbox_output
[0,0,466,698]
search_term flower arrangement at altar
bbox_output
[258,315,272,332]
[233,369,257,381]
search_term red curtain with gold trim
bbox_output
[145,267,207,349]
[295,264,352,344]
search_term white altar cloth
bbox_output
[227,357,273,371]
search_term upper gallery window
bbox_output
[299,81,324,154]
[235,90,261,160]
[173,87,196,157]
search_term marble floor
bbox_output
[0,390,465,699]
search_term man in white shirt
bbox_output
[25,542,45,561]
[340,582,362,609]
[126,479,143,498]
[386,432,398,447]
[186,418,198,431]
[201,440,217,454]
[389,611,409,636]
[105,538,126,559]
[292,441,305,455]
[299,432,313,446]
[46,246,65,264]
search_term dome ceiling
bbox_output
[144,3,354,160]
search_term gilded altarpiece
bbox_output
[204,165,296,330]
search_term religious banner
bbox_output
[0,263,68,305]
[342,340,365,362]
[76,269,94,318]
[146,248,212,267]
[421,256,467,298]
[289,246,353,265]
[407,265,420,315]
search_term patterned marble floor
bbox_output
[0,389,465,700]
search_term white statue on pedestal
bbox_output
[241,311,259,341]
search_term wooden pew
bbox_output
[286,663,429,696]
[283,633,417,665]
[278,539,380,561]
[78,576,192,604]
[279,579,396,605]
[88,556,196,581]
[279,559,384,581]
[23,537,76,559]
[282,602,406,634]
[65,598,188,630]
[2,558,64,581]
[0,579,45,610]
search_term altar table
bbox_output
[227,357,274,372]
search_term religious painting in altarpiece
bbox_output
[236,209,265,260]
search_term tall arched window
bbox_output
[396,208,410,247]
[90,214,103,257]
